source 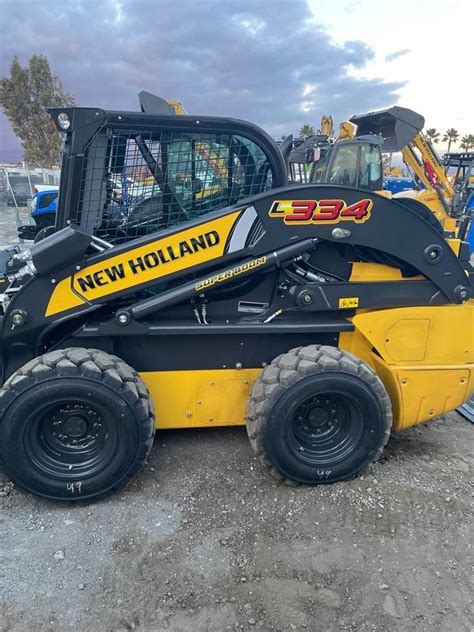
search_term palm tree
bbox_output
[299,124,315,138]
[460,134,474,150]
[425,128,440,144]
[442,128,459,152]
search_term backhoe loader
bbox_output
[0,96,472,502]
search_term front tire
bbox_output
[0,348,155,501]
[247,345,392,485]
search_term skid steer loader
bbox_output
[0,101,472,502]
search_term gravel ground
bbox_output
[1,412,473,632]
[0,204,473,631]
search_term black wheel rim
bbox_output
[24,398,118,479]
[288,392,364,466]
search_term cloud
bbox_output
[0,0,405,158]
[385,48,411,63]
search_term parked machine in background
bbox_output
[383,176,417,195]
[287,107,471,239]
[17,187,59,241]
[350,108,456,224]
[442,151,474,251]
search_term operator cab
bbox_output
[48,106,287,245]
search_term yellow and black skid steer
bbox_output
[0,101,472,501]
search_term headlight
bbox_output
[57,112,71,130]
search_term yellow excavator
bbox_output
[319,115,333,137]
[319,115,355,142]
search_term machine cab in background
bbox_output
[314,136,384,192]
[287,134,384,193]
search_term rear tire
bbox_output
[0,348,155,501]
[247,345,392,485]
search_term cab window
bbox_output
[328,146,358,186]
[359,143,383,190]
[78,129,276,243]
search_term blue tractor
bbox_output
[17,188,58,241]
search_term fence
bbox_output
[0,166,60,246]
[0,166,61,208]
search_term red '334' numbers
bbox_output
[269,199,372,224]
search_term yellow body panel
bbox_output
[340,303,474,430]
[350,262,416,281]
[138,259,472,433]
[140,303,473,433]
[140,369,262,429]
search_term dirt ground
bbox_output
[1,411,473,632]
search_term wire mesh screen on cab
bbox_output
[78,128,276,243]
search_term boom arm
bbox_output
[408,133,455,198]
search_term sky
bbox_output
[0,0,472,162]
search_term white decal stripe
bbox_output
[226,206,258,253]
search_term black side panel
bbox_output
[58,332,340,372]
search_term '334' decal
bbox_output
[269,199,372,224]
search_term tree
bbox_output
[460,134,474,150]
[0,55,75,167]
[299,124,315,138]
[442,128,459,153]
[425,128,440,144]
